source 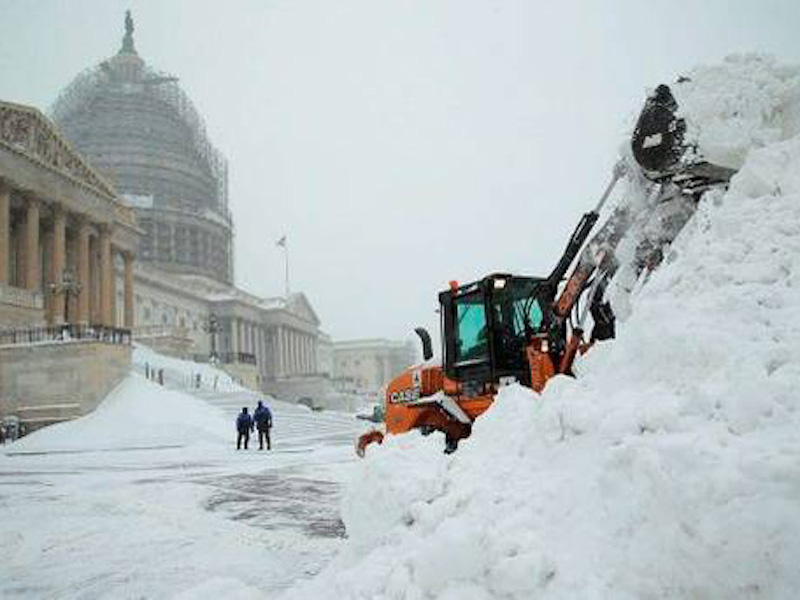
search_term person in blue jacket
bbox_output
[236,407,254,450]
[253,400,273,450]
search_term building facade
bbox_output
[2,14,327,404]
[0,101,138,329]
[0,101,137,429]
[331,338,418,394]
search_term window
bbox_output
[511,297,543,336]
[455,294,488,364]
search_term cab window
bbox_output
[512,298,543,335]
[455,295,488,363]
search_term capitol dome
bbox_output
[52,12,233,284]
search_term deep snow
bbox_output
[1,356,365,598]
[284,55,800,599]
[8,374,230,453]
[2,55,799,600]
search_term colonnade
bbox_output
[0,181,135,327]
[275,325,317,377]
[224,316,317,378]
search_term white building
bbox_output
[49,14,327,400]
[332,338,418,396]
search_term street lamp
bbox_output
[203,313,221,363]
[49,267,82,328]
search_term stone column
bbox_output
[89,235,100,323]
[294,332,300,374]
[277,327,285,377]
[287,329,293,375]
[230,318,238,356]
[24,197,40,289]
[50,206,66,324]
[259,327,266,374]
[77,222,91,323]
[99,226,113,326]
[0,182,9,284]
[123,252,134,328]
[14,216,25,287]
[297,333,302,374]
[110,271,118,327]
[288,330,294,375]
[312,339,318,374]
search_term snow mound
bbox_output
[133,343,246,393]
[285,55,800,599]
[7,374,230,453]
[676,54,800,170]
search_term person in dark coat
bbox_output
[253,400,273,450]
[236,407,254,450]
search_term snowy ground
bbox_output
[3,55,800,599]
[0,372,365,599]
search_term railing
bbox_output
[133,324,190,339]
[0,324,132,346]
[192,351,256,366]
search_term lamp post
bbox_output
[49,267,82,329]
[203,313,221,363]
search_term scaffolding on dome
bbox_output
[51,61,229,212]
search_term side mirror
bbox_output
[414,327,433,361]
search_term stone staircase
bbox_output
[190,388,363,450]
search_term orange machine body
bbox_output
[380,338,560,440]
[383,365,493,436]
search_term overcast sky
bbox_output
[1,1,798,344]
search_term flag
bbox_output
[276,235,286,248]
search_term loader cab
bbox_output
[439,274,551,391]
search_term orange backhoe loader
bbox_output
[357,84,736,456]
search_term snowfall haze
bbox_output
[2,3,800,599]
[1,0,798,342]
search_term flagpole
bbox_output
[277,234,290,298]
[284,240,290,298]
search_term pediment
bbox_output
[0,101,118,200]
[287,293,320,326]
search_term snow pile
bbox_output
[8,374,230,453]
[676,54,800,170]
[133,343,246,393]
[285,56,800,599]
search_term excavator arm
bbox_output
[542,84,737,377]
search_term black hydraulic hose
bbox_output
[546,211,600,286]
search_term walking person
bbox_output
[236,407,253,450]
[253,400,273,450]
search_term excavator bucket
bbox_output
[631,84,687,176]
